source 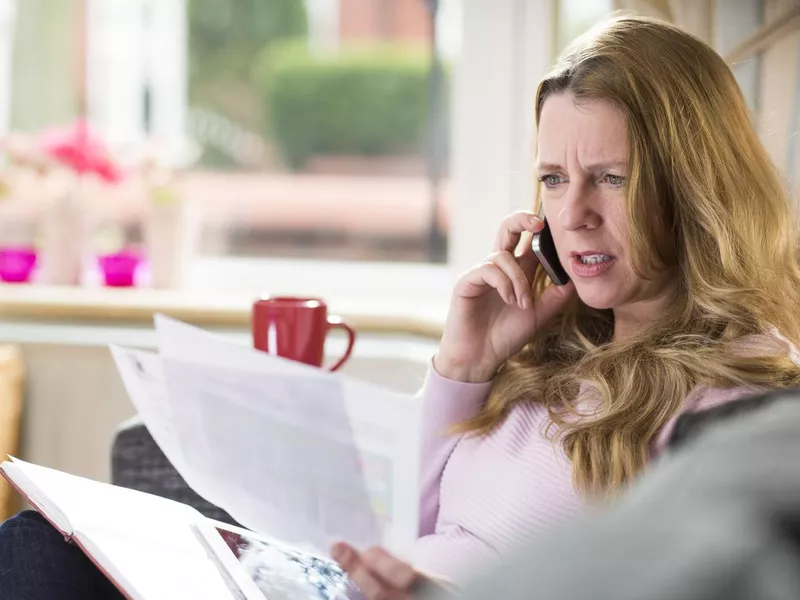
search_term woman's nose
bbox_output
[558,183,601,231]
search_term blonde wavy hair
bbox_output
[460,15,800,496]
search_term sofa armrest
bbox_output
[111,417,239,526]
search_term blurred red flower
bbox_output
[39,120,123,184]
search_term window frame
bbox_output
[2,0,559,310]
[184,0,558,309]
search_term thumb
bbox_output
[533,281,576,326]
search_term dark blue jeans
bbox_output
[0,511,124,600]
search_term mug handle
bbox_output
[326,315,356,371]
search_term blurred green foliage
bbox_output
[254,41,434,170]
[188,0,307,166]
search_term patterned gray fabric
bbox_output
[110,416,239,526]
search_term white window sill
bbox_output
[0,276,450,339]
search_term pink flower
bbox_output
[39,120,124,184]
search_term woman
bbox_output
[2,13,800,600]
[331,13,800,599]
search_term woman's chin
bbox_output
[574,287,621,311]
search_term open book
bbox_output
[1,315,428,599]
[0,458,268,599]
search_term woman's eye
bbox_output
[540,174,565,189]
[602,174,626,187]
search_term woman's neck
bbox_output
[612,292,675,343]
[612,317,640,343]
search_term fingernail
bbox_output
[331,544,344,561]
[522,294,532,309]
[331,544,350,564]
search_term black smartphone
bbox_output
[531,219,570,285]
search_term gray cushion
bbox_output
[110,417,239,526]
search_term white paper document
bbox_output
[111,316,422,558]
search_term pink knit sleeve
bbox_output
[416,364,492,536]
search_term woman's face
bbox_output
[536,93,672,319]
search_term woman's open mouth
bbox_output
[570,252,615,277]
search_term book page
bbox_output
[78,531,244,600]
[1,460,72,535]
[158,316,422,554]
[109,347,188,475]
[2,459,241,600]
[4,459,199,543]
[112,316,422,557]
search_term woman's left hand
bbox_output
[331,542,434,599]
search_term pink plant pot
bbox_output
[0,247,38,283]
[98,251,142,287]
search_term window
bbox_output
[181,0,461,265]
[77,0,461,266]
[1,0,571,304]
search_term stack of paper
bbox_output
[111,315,423,557]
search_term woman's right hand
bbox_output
[435,211,575,383]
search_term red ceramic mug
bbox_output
[251,296,356,371]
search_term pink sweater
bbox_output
[412,332,800,581]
